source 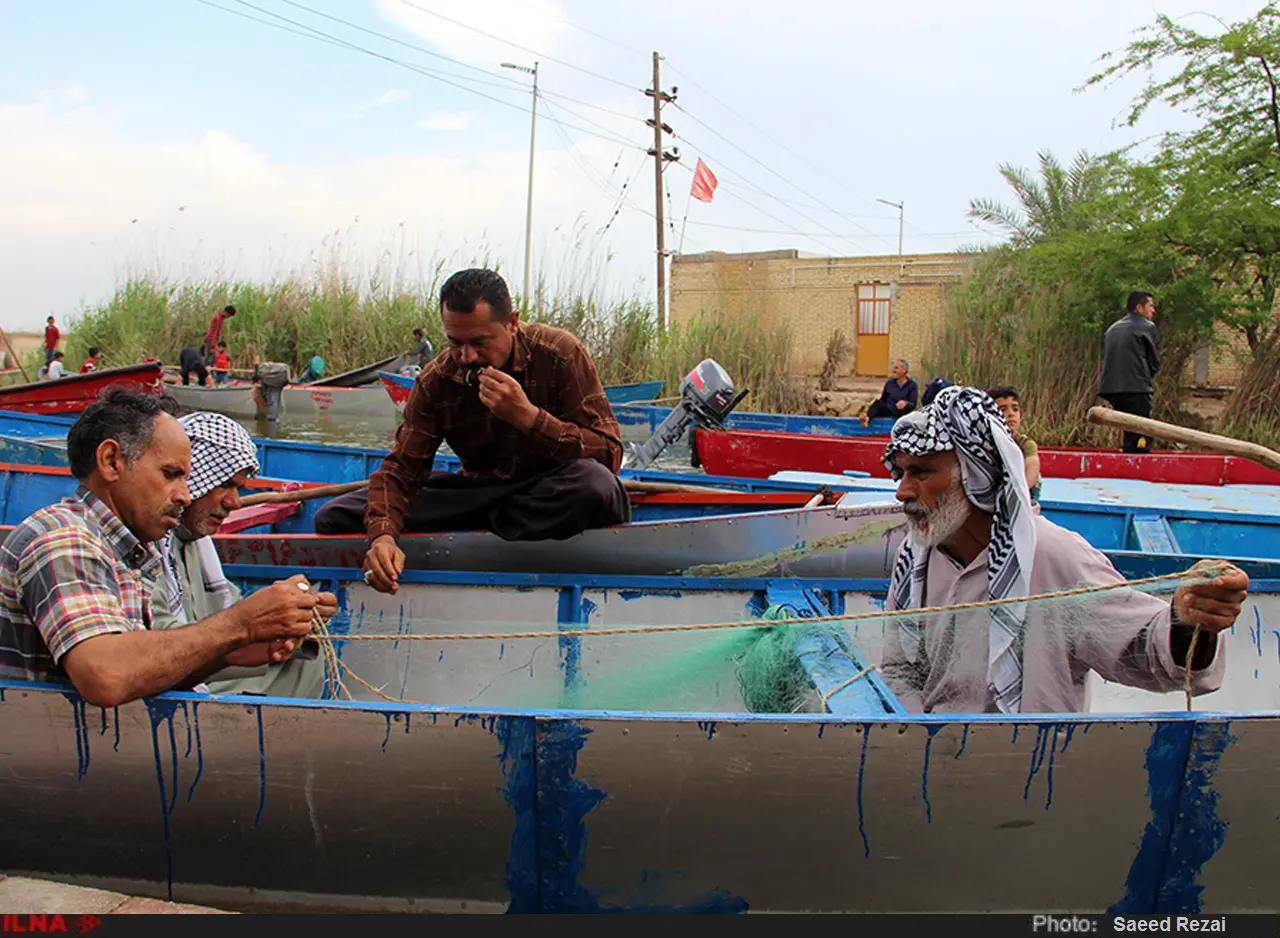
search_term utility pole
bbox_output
[645,52,678,331]
[876,198,904,257]
[503,61,538,314]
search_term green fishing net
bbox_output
[314,566,1223,716]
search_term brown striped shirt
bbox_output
[365,321,623,542]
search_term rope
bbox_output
[820,665,879,707]
[305,568,1210,644]
[1185,624,1203,713]
[295,563,1226,710]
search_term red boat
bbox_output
[693,427,1280,487]
[0,362,164,415]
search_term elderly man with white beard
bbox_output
[879,386,1250,714]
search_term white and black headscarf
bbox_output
[881,386,1037,713]
[181,411,259,500]
[160,412,260,616]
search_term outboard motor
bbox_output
[628,358,747,470]
[253,362,291,423]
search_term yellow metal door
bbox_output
[854,285,892,377]
[855,333,890,376]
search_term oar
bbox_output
[1086,406,1280,473]
[0,327,32,384]
[238,476,742,507]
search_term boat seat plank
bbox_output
[1131,513,1182,555]
[221,501,300,534]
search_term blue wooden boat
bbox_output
[612,403,894,438]
[0,409,856,492]
[601,379,666,404]
[4,409,1280,580]
[378,371,665,411]
[0,461,908,578]
[374,371,888,437]
[1,562,1277,912]
[3,455,1280,584]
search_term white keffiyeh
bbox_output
[881,386,1037,712]
[160,412,259,615]
[180,411,260,501]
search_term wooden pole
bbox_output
[0,327,32,384]
[1086,406,1280,473]
[238,477,742,507]
[238,480,368,507]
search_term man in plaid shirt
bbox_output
[313,268,630,594]
[0,390,333,707]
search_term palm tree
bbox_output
[967,150,1102,246]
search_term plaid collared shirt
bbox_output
[0,485,162,684]
[366,321,624,541]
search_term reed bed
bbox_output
[1219,329,1280,450]
[924,261,1210,447]
[66,269,806,414]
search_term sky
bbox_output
[0,0,1263,331]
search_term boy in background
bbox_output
[987,385,1042,502]
[213,342,232,385]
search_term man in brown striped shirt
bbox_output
[314,268,630,594]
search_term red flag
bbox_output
[690,158,718,203]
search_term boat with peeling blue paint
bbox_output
[1,565,1277,912]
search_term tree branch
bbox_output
[1257,55,1280,154]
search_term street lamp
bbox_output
[876,198,904,257]
[503,61,538,314]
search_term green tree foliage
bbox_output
[930,6,1280,446]
[1080,5,1280,347]
[967,150,1104,246]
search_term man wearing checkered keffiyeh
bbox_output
[878,386,1244,714]
[150,412,326,698]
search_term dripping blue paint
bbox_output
[254,706,267,829]
[857,724,872,859]
[920,724,945,823]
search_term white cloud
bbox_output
[305,87,411,123]
[0,92,648,330]
[377,0,567,66]
[416,111,470,131]
[34,85,90,105]
[357,88,411,113]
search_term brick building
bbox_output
[669,249,967,379]
[669,249,1249,386]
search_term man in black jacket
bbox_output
[1099,290,1160,453]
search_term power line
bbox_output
[197,0,363,51]
[599,152,651,236]
[199,0,647,151]
[685,219,975,240]
[665,61,904,221]
[392,0,641,92]
[667,135,871,254]
[666,159,844,256]
[275,0,526,89]
[538,8,653,61]
[672,105,896,251]
[274,0,644,123]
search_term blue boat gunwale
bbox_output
[4,678,1275,724]
[225,564,1280,593]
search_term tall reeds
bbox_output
[67,269,805,413]
[922,259,1204,446]
[1219,328,1280,449]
